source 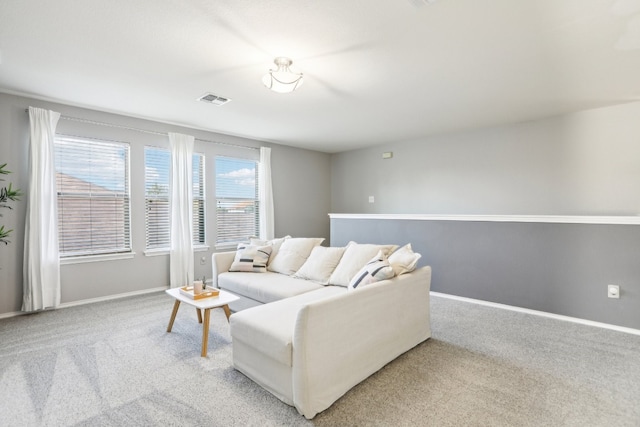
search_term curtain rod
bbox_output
[24,108,259,151]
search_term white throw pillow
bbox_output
[229,244,273,273]
[348,251,395,290]
[388,243,422,275]
[328,242,399,287]
[294,246,346,284]
[250,235,291,265]
[268,237,325,275]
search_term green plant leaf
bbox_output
[0,225,11,244]
[0,163,20,247]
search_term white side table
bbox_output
[165,287,239,357]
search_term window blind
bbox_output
[145,147,205,249]
[215,156,259,245]
[54,137,131,257]
[192,153,206,245]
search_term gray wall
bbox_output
[0,93,331,315]
[331,102,640,215]
[331,217,640,330]
[330,101,640,330]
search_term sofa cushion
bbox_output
[230,286,345,366]
[389,243,422,275]
[328,242,399,287]
[250,235,291,265]
[218,272,325,304]
[348,250,395,290]
[293,246,346,284]
[268,237,325,275]
[229,244,272,273]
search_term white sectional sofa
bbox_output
[211,238,432,419]
[211,249,325,312]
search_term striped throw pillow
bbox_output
[348,251,395,290]
[229,244,273,273]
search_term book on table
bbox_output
[179,286,220,300]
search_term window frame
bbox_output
[54,136,132,260]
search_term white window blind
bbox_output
[144,147,205,249]
[192,153,206,246]
[54,137,131,257]
[215,156,259,246]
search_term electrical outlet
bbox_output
[200,256,206,265]
[368,196,375,203]
[607,284,620,299]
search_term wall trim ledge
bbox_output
[432,291,640,336]
[329,213,640,225]
[0,286,168,319]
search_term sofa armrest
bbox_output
[211,251,236,287]
[291,266,432,419]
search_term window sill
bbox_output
[215,243,239,251]
[144,248,169,257]
[144,245,210,257]
[60,252,136,265]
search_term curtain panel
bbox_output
[23,107,61,312]
[259,146,274,240]
[168,132,195,288]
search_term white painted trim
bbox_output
[144,248,169,257]
[215,243,238,251]
[0,287,168,319]
[329,213,640,225]
[58,286,168,309]
[0,311,25,320]
[144,245,210,257]
[60,252,136,265]
[431,291,640,336]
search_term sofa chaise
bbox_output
[211,237,432,419]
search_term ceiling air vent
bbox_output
[197,93,231,106]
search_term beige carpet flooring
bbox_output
[1,291,639,426]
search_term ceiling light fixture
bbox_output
[262,57,303,93]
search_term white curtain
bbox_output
[169,132,194,288]
[23,107,61,312]
[258,146,274,240]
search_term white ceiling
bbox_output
[1,0,640,153]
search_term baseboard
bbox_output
[0,286,168,319]
[0,310,25,320]
[5,287,636,336]
[431,291,640,336]
[59,286,168,309]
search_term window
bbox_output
[144,147,205,250]
[215,156,259,246]
[54,137,131,257]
